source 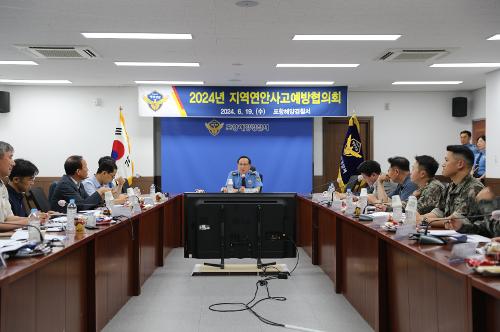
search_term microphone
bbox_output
[241,173,246,187]
[2,222,45,243]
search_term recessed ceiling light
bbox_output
[430,63,500,68]
[486,34,500,40]
[235,1,259,7]
[276,63,359,68]
[134,80,204,85]
[0,79,71,84]
[0,61,38,65]
[266,81,334,86]
[115,62,200,67]
[293,35,401,41]
[392,81,463,85]
[81,33,192,40]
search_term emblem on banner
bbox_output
[143,91,167,111]
[343,135,362,158]
[205,119,224,136]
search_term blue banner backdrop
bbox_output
[161,117,313,193]
[139,86,347,118]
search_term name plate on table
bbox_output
[112,205,132,218]
[370,212,390,227]
[143,196,155,205]
[450,242,478,261]
[394,224,415,240]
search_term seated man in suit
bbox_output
[6,158,38,217]
[222,156,262,193]
[50,155,110,212]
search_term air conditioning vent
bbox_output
[14,45,100,59]
[378,49,449,62]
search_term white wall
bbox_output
[486,69,500,178]
[314,91,473,175]
[1,86,480,178]
[471,88,486,120]
[0,86,154,176]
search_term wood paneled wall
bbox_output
[32,176,154,197]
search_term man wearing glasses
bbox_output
[223,156,263,193]
[7,159,38,217]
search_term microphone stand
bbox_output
[310,181,335,194]
[411,213,494,244]
[0,223,52,265]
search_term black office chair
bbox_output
[29,187,51,212]
[48,181,58,202]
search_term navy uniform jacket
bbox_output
[226,170,263,193]
[50,175,103,212]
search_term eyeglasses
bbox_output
[238,163,250,166]
[19,176,35,183]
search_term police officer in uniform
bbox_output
[223,156,262,193]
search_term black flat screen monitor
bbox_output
[184,193,296,259]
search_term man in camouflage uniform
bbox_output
[409,155,445,214]
[451,187,500,238]
[418,145,484,228]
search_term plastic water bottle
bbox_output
[66,199,77,231]
[405,196,418,225]
[345,189,356,216]
[358,188,368,214]
[28,208,41,242]
[392,195,403,223]
[226,178,234,193]
[104,191,114,210]
[149,183,156,199]
[327,183,335,202]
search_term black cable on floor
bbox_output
[208,236,301,328]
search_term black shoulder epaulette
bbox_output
[231,171,238,176]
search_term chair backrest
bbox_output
[48,181,58,202]
[250,166,263,191]
[29,187,51,212]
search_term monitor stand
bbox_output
[203,203,276,270]
[256,204,276,269]
[204,204,226,269]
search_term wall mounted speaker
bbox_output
[452,97,467,117]
[0,91,9,113]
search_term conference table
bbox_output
[0,195,182,332]
[296,195,500,332]
[0,194,498,332]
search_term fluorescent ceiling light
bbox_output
[0,79,71,84]
[115,62,199,67]
[276,63,359,68]
[135,80,204,85]
[266,81,334,86]
[81,33,192,40]
[486,34,500,40]
[293,35,401,41]
[392,81,462,85]
[0,61,38,65]
[430,63,500,68]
